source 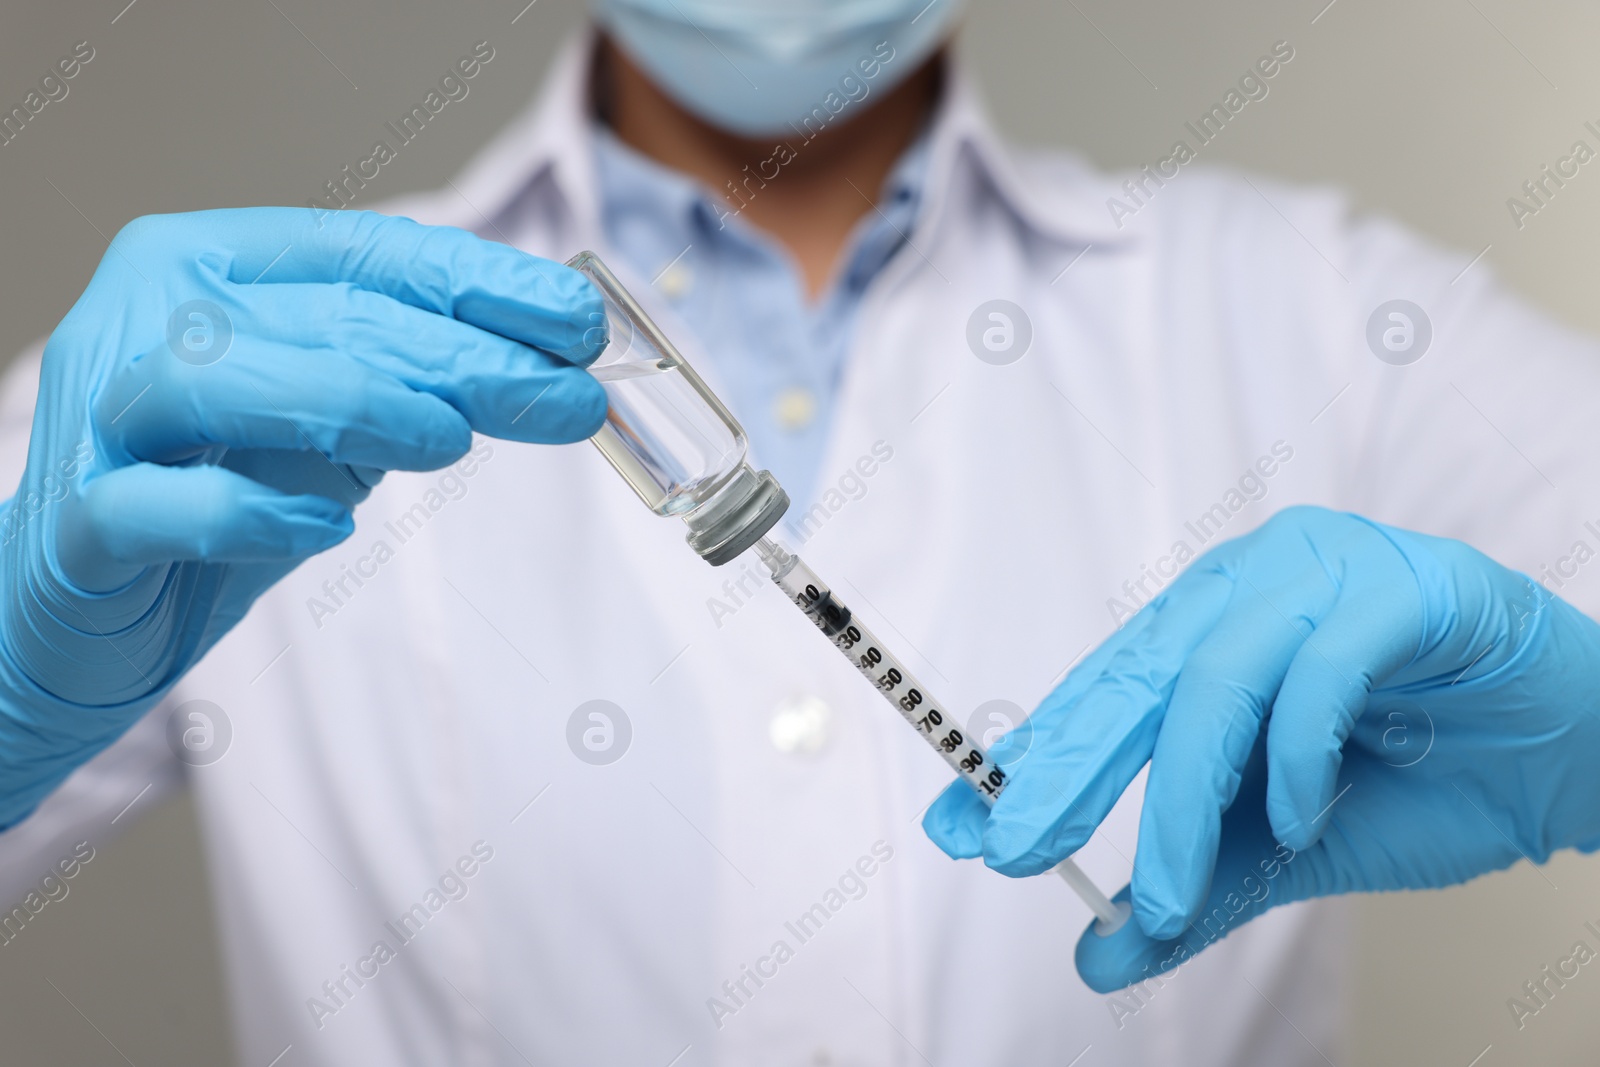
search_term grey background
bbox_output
[3,0,1600,1062]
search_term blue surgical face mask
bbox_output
[592,0,963,137]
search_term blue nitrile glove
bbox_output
[923,505,1600,992]
[0,208,607,826]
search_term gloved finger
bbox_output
[1077,741,1325,992]
[979,561,1238,877]
[1075,848,1320,994]
[218,448,383,513]
[1092,782,1491,996]
[923,782,989,859]
[96,337,474,470]
[230,283,609,440]
[1036,584,1171,709]
[1131,569,1329,939]
[142,208,606,363]
[924,604,1167,862]
[56,463,353,592]
[1266,577,1422,849]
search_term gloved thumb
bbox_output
[922,779,988,859]
[1075,803,1314,993]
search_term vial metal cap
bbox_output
[684,465,789,566]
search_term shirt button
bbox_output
[655,260,692,300]
[769,694,831,754]
[773,386,818,431]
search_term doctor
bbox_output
[3,1,1600,1065]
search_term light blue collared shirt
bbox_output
[591,124,929,509]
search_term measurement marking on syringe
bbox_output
[785,575,1006,800]
[838,575,952,685]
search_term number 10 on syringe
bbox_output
[756,538,1131,936]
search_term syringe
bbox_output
[563,249,1127,935]
[756,536,1131,936]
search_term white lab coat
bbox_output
[5,32,1600,1067]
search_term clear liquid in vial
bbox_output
[589,355,742,517]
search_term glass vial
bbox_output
[566,251,789,566]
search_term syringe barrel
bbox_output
[759,538,1133,935]
[762,546,1009,805]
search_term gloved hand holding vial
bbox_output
[567,251,1131,936]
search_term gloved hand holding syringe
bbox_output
[567,251,1130,936]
